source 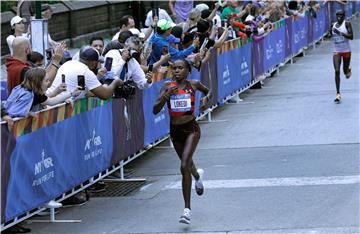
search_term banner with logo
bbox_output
[356,1,360,13]
[291,16,308,54]
[143,80,170,147]
[263,26,286,72]
[5,103,113,221]
[312,7,327,42]
[217,45,251,101]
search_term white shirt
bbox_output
[47,60,101,94]
[104,49,151,90]
[6,33,29,55]
[145,9,173,27]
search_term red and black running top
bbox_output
[167,80,195,117]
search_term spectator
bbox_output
[221,0,240,20]
[178,8,201,33]
[145,7,173,28]
[48,47,122,100]
[149,19,199,65]
[169,0,194,23]
[73,36,105,60]
[112,15,135,41]
[6,37,65,96]
[4,68,77,118]
[28,51,44,67]
[196,19,228,50]
[104,36,154,89]
[6,16,29,55]
[41,4,59,50]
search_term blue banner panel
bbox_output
[345,2,352,19]
[285,17,293,59]
[291,16,308,54]
[217,45,252,101]
[356,1,360,12]
[313,7,327,41]
[5,104,113,221]
[143,80,170,146]
[187,69,202,117]
[252,38,265,78]
[263,26,286,72]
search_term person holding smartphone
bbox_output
[153,58,212,225]
[149,19,200,66]
[47,47,123,100]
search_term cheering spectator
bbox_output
[149,19,199,65]
[6,37,65,96]
[4,68,78,118]
[48,47,123,100]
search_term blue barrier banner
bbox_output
[263,26,286,71]
[356,1,360,12]
[331,2,344,22]
[217,44,251,101]
[187,69,202,117]
[345,2,352,19]
[252,38,265,78]
[143,80,170,146]
[285,17,293,59]
[291,16,308,54]
[313,7,327,41]
[5,104,113,221]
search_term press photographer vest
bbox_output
[167,80,195,117]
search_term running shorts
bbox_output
[333,52,351,58]
[170,119,201,142]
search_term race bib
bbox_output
[170,94,191,112]
[334,35,345,44]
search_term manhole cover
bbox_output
[88,181,146,197]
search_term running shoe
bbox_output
[195,168,204,196]
[179,208,191,224]
[334,93,341,103]
[345,67,352,79]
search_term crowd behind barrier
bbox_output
[1,1,360,230]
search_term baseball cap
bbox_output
[167,34,180,44]
[157,19,176,31]
[80,46,104,63]
[129,28,145,39]
[10,16,25,27]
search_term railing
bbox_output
[1,1,359,231]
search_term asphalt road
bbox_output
[24,16,360,234]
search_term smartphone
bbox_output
[61,74,65,83]
[148,64,153,72]
[162,45,169,55]
[200,38,209,50]
[104,57,113,71]
[77,75,85,90]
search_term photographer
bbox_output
[104,36,153,91]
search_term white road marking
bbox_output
[165,175,360,190]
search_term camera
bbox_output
[114,80,136,99]
[128,48,140,60]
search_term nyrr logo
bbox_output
[33,149,55,186]
[265,44,273,60]
[34,149,54,175]
[240,57,249,76]
[84,129,103,161]
[85,129,102,151]
[222,65,230,85]
[276,40,283,54]
[314,22,319,32]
